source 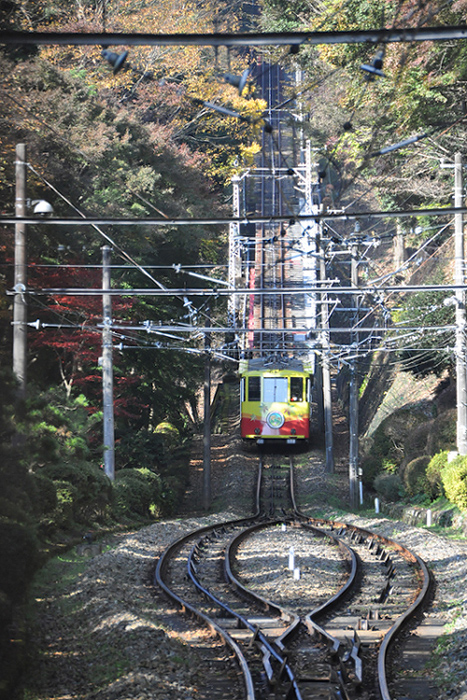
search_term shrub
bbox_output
[39,461,112,522]
[0,498,32,525]
[361,455,384,488]
[425,450,449,500]
[403,456,431,496]
[116,430,166,471]
[52,480,78,528]
[0,519,40,603]
[441,455,467,511]
[430,409,457,454]
[154,422,180,451]
[374,473,404,501]
[113,468,162,519]
[32,473,57,516]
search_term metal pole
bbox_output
[454,153,467,454]
[13,143,28,397]
[228,176,241,329]
[203,307,211,509]
[394,219,407,271]
[102,245,115,481]
[349,242,359,508]
[319,236,334,472]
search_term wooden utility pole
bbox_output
[454,153,467,455]
[203,307,212,510]
[13,143,28,397]
[102,245,115,481]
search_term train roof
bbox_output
[239,358,313,374]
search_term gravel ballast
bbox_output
[23,434,467,700]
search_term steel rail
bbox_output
[154,460,263,698]
[377,550,432,700]
[188,530,304,700]
[225,518,360,697]
[155,519,259,700]
[297,517,433,700]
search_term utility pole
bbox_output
[394,220,407,272]
[319,235,334,472]
[203,306,211,510]
[349,239,359,508]
[228,175,241,330]
[454,153,467,454]
[102,245,115,481]
[13,143,28,397]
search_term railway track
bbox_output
[155,457,432,700]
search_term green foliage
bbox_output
[39,461,112,523]
[113,468,162,519]
[430,410,457,455]
[116,430,167,471]
[392,289,454,378]
[361,455,384,488]
[441,455,467,511]
[426,450,449,500]
[403,455,431,496]
[0,519,40,604]
[154,422,181,450]
[374,472,404,501]
[32,473,58,516]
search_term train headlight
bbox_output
[266,411,285,429]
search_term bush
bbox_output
[0,519,40,603]
[50,480,78,528]
[113,468,162,519]
[441,455,467,511]
[0,498,32,525]
[425,450,449,500]
[116,430,167,471]
[374,473,404,502]
[361,455,384,488]
[32,473,57,516]
[154,422,180,451]
[430,409,457,454]
[39,461,112,522]
[403,456,431,496]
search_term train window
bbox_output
[248,376,261,402]
[290,377,304,402]
[263,377,288,403]
[240,378,245,403]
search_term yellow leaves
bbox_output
[239,142,262,167]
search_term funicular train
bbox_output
[239,358,313,444]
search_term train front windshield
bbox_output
[263,377,288,403]
[246,375,305,403]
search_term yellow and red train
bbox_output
[239,358,313,444]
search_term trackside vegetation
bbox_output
[3,0,467,696]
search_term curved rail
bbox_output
[377,549,432,700]
[155,525,257,699]
[225,518,360,696]
[296,515,433,700]
[188,534,303,699]
[156,457,433,700]
[154,511,262,700]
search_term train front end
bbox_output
[239,360,313,445]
